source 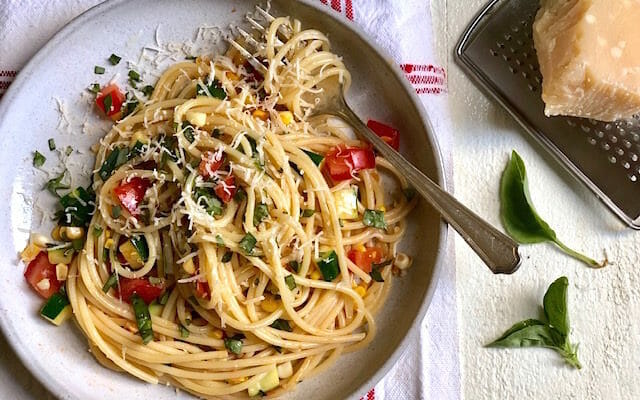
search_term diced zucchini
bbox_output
[149,302,163,316]
[332,187,358,220]
[40,292,72,326]
[186,111,207,127]
[47,247,74,265]
[119,240,144,269]
[277,361,293,379]
[247,367,279,396]
[21,243,42,263]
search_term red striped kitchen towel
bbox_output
[0,1,459,400]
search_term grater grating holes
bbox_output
[491,16,640,183]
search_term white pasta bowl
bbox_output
[0,0,448,399]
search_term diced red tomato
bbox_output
[198,150,225,179]
[24,251,62,299]
[116,278,164,304]
[215,176,236,203]
[96,84,126,120]
[324,145,376,182]
[113,177,151,217]
[367,120,400,151]
[195,280,210,299]
[347,246,384,273]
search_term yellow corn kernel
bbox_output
[244,94,255,105]
[231,51,245,67]
[60,226,84,241]
[354,243,366,252]
[51,226,61,241]
[310,270,322,280]
[104,238,114,250]
[226,71,240,81]
[56,263,68,281]
[355,285,367,298]
[252,109,269,121]
[119,241,145,269]
[261,295,279,313]
[183,258,196,274]
[378,205,386,212]
[21,243,42,263]
[209,329,224,339]
[279,111,294,125]
[105,229,112,239]
[227,376,248,385]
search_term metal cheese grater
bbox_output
[455,0,640,229]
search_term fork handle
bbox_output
[335,107,521,274]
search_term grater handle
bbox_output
[336,105,521,274]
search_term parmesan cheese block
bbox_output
[533,0,640,122]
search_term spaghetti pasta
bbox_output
[28,16,417,398]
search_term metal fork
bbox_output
[228,6,521,274]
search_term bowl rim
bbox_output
[0,1,449,399]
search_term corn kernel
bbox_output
[51,226,61,241]
[261,295,279,313]
[244,94,255,105]
[378,205,386,212]
[183,258,196,274]
[56,263,68,281]
[310,270,322,280]
[227,376,248,385]
[105,229,112,239]
[104,238,114,250]
[21,243,42,263]
[119,241,145,269]
[226,71,240,81]
[355,286,367,298]
[60,226,84,240]
[252,109,269,121]
[209,329,224,339]
[30,233,49,247]
[279,111,294,125]
[231,51,246,66]
[354,243,366,252]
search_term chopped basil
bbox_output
[370,260,392,283]
[128,70,141,82]
[141,85,154,97]
[102,273,118,292]
[130,140,145,157]
[288,260,299,273]
[212,128,222,138]
[302,149,324,166]
[72,238,85,251]
[196,79,227,99]
[45,171,70,196]
[131,294,154,344]
[33,151,46,167]
[285,275,296,290]
[57,186,95,227]
[108,53,121,65]
[224,337,243,355]
[181,122,196,143]
[253,203,269,226]
[363,209,387,229]
[221,251,233,263]
[48,138,56,151]
[188,295,198,305]
[194,187,222,216]
[103,93,113,114]
[158,291,169,305]
[270,319,292,332]
[131,236,149,262]
[121,94,139,118]
[317,250,339,282]
[65,146,73,156]
[301,209,315,218]
[98,146,130,181]
[92,225,103,237]
[94,65,105,74]
[185,55,197,60]
[112,205,122,218]
[234,187,247,202]
[273,345,282,353]
[88,83,101,94]
[239,233,257,255]
[179,324,190,338]
[215,234,224,247]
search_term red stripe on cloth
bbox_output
[400,63,446,76]
[331,0,341,12]
[407,74,447,86]
[0,70,17,78]
[0,81,11,90]
[320,0,328,3]
[416,87,444,95]
[345,0,354,20]
[359,388,375,400]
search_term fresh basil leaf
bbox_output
[196,79,226,99]
[99,146,129,181]
[302,149,324,166]
[194,187,222,216]
[500,151,603,268]
[288,260,299,273]
[253,203,269,226]
[45,171,70,196]
[103,93,113,114]
[33,151,46,167]
[487,319,558,348]
[128,70,141,82]
[363,209,387,229]
[221,251,233,263]
[370,268,384,283]
[142,85,154,97]
[543,276,569,338]
[92,225,103,237]
[317,250,339,282]
[102,273,118,293]
[57,186,95,227]
[239,233,257,255]
[301,209,315,218]
[179,324,190,338]
[270,319,292,332]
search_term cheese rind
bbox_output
[533,0,640,122]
